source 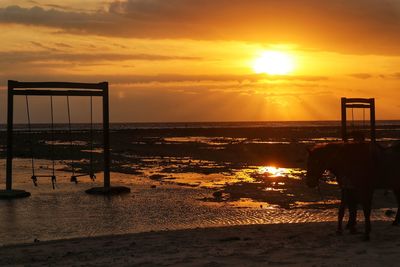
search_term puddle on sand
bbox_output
[43,140,88,146]
[256,166,305,179]
[139,156,306,189]
[140,160,304,190]
[164,136,247,146]
[226,198,280,209]
[138,159,338,209]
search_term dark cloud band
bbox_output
[1,1,400,54]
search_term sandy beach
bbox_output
[1,221,400,266]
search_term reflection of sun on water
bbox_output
[253,51,295,75]
[258,166,286,177]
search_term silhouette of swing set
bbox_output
[0,80,130,199]
[341,97,376,143]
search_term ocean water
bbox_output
[2,120,400,131]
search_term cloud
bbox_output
[0,5,121,33]
[0,73,328,89]
[30,41,60,52]
[0,50,202,65]
[348,73,373,80]
[1,1,400,54]
[384,73,400,79]
[354,73,400,80]
[54,42,73,48]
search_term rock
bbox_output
[213,191,223,199]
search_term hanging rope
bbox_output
[26,96,37,186]
[26,96,58,189]
[351,108,355,128]
[50,96,56,189]
[66,96,96,183]
[21,93,98,188]
[363,107,366,129]
[89,96,96,181]
[67,96,78,184]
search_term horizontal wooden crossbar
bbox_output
[12,89,104,97]
[345,104,372,108]
[8,80,107,90]
[342,98,374,104]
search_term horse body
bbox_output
[306,142,400,240]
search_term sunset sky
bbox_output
[1,0,400,122]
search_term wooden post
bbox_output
[341,97,347,142]
[370,98,376,142]
[6,81,14,190]
[1,81,31,198]
[102,82,111,188]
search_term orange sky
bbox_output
[0,0,400,122]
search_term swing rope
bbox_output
[351,108,355,128]
[89,96,96,181]
[23,94,96,188]
[67,96,78,183]
[26,96,57,189]
[67,96,96,183]
[50,96,56,189]
[363,108,366,128]
[26,96,37,186]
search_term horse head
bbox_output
[305,144,335,188]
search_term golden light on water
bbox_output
[258,166,285,177]
[252,51,295,75]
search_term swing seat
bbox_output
[31,175,38,186]
[70,176,78,184]
[51,175,56,190]
[70,173,95,184]
[31,175,57,189]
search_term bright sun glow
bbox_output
[253,51,295,75]
[258,166,285,177]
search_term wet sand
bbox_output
[1,221,400,266]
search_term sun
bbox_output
[252,51,295,75]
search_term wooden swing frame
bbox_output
[2,80,129,198]
[341,97,376,142]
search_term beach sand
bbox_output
[1,221,400,266]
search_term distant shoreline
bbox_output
[3,120,400,131]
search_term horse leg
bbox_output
[337,190,346,235]
[393,189,400,226]
[347,190,358,234]
[362,190,373,241]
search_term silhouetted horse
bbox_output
[306,142,400,241]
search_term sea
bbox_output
[3,120,400,130]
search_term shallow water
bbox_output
[0,159,395,246]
